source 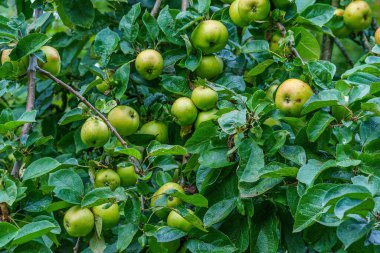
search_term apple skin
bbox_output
[135,49,163,80]
[107,105,140,136]
[138,120,169,144]
[117,165,138,187]
[238,0,271,23]
[1,49,28,76]
[148,237,180,253]
[271,0,292,10]
[195,108,219,128]
[191,86,218,111]
[171,97,198,126]
[343,1,372,32]
[191,20,229,54]
[266,84,278,101]
[63,206,94,237]
[80,117,110,148]
[167,210,193,232]
[92,203,120,230]
[270,32,282,52]
[38,46,61,76]
[150,182,184,218]
[375,28,380,45]
[274,79,313,117]
[94,169,121,190]
[195,55,224,80]
[229,0,249,27]
[96,70,114,93]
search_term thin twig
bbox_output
[0,203,10,222]
[150,0,161,17]
[181,0,188,11]
[361,32,372,51]
[334,38,354,67]
[73,237,81,253]
[36,66,142,175]
[321,34,333,61]
[276,22,305,65]
[372,18,379,30]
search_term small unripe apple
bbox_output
[135,49,163,80]
[108,106,140,136]
[375,28,380,45]
[1,49,28,76]
[138,120,169,143]
[117,165,138,187]
[191,86,218,111]
[269,32,282,52]
[64,206,94,237]
[171,97,198,126]
[191,20,229,54]
[92,203,120,230]
[229,0,249,27]
[195,108,219,128]
[80,117,110,148]
[96,70,114,93]
[238,0,271,23]
[38,46,61,76]
[94,169,121,190]
[343,1,372,32]
[274,79,313,117]
[150,182,185,218]
[167,210,193,232]
[195,55,224,80]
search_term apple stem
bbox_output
[275,22,305,65]
[35,66,143,176]
[150,0,161,17]
[333,38,354,67]
[181,0,188,12]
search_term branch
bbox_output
[372,18,379,30]
[321,34,333,61]
[36,66,142,175]
[150,0,161,17]
[276,22,305,65]
[181,0,188,11]
[0,203,10,222]
[361,32,372,51]
[73,237,81,253]
[334,38,354,67]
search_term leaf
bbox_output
[334,197,374,219]
[23,157,61,181]
[58,108,86,125]
[60,0,95,28]
[218,110,246,135]
[279,145,307,166]
[246,60,275,77]
[114,146,142,160]
[0,110,37,134]
[337,218,374,249]
[170,191,208,207]
[197,0,211,13]
[93,27,120,66]
[12,220,56,245]
[119,3,141,42]
[291,27,320,61]
[306,111,334,142]
[9,34,50,60]
[239,140,264,183]
[142,11,159,41]
[296,0,315,13]
[297,159,336,187]
[152,226,187,242]
[0,223,18,248]
[160,75,192,97]
[323,184,372,206]
[300,4,335,27]
[302,89,344,114]
[203,198,237,227]
[148,144,187,156]
[307,60,336,89]
[48,169,84,204]
[117,223,139,252]
[81,187,115,208]
[252,214,279,253]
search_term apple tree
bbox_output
[0,0,380,252]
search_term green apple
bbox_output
[64,206,94,237]
[96,70,114,93]
[191,20,229,54]
[274,79,313,117]
[332,9,352,38]
[138,120,169,143]
[167,210,193,232]
[271,0,293,10]
[269,32,282,52]
[92,203,120,230]
[117,165,138,187]
[191,86,218,111]
[171,97,198,126]
[148,237,180,253]
[38,46,61,76]
[94,169,121,190]
[135,49,163,80]
[266,84,278,101]
[108,105,140,136]
[375,28,380,45]
[343,1,372,32]
[238,0,271,23]
[195,55,224,80]
[1,48,28,76]
[150,182,184,218]
[195,108,219,128]
[80,117,110,148]
[229,0,249,27]
[263,117,281,127]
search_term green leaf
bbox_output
[337,218,374,249]
[291,27,320,61]
[323,184,372,206]
[306,111,334,142]
[12,220,57,245]
[307,60,336,89]
[9,34,49,60]
[152,226,187,242]
[81,187,115,208]
[0,223,18,248]
[203,198,237,227]
[0,110,37,134]
[279,145,307,166]
[218,110,246,135]
[252,214,279,253]
[60,0,95,28]
[94,27,120,66]
[199,148,235,169]
[148,144,187,156]
[117,223,139,252]
[170,191,208,207]
[23,157,61,181]
[302,89,344,114]
[246,60,275,77]
[114,146,142,160]
[48,169,84,204]
[296,0,315,13]
[334,197,374,219]
[142,11,159,41]
[58,108,86,125]
[297,159,336,187]
[197,0,211,13]
[161,75,192,97]
[300,4,335,27]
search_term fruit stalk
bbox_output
[275,22,305,65]
[36,66,143,175]
[150,0,161,17]
[333,38,354,66]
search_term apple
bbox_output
[263,117,281,127]
[80,117,110,148]
[117,165,138,187]
[135,49,163,80]
[1,49,28,76]
[195,55,224,80]
[191,86,218,111]
[167,210,193,232]
[271,0,293,10]
[274,79,313,117]
[343,1,372,32]
[191,20,229,54]
[150,182,184,218]
[92,203,120,230]
[107,105,140,136]
[38,46,61,76]
[171,97,198,126]
[63,206,94,237]
[266,84,278,101]
[332,9,352,38]
[195,108,219,128]
[96,70,114,93]
[138,120,169,143]
[238,0,271,23]
[269,32,282,52]
[229,0,249,27]
[148,237,180,253]
[375,28,380,45]
[94,169,121,190]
